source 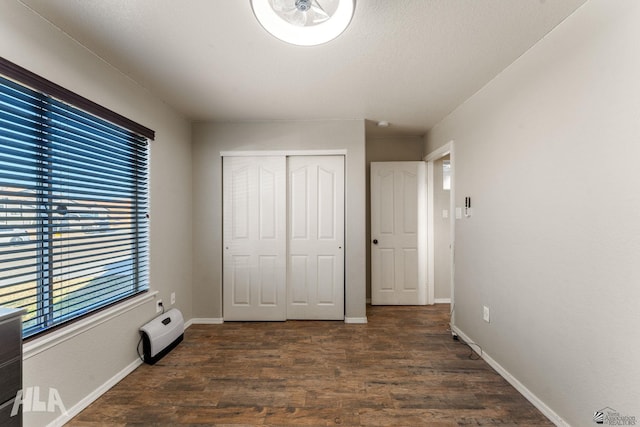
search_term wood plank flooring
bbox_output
[68,305,552,426]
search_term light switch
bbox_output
[455,207,462,219]
[442,209,449,219]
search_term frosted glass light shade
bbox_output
[251,0,354,46]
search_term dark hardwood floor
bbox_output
[68,305,552,426]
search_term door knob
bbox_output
[373,239,378,245]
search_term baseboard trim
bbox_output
[344,317,368,324]
[451,325,569,427]
[185,318,224,328]
[434,298,451,304]
[47,358,142,427]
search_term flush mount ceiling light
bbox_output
[251,0,355,46]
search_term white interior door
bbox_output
[223,156,286,320]
[371,161,427,305]
[287,156,344,319]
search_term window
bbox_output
[442,159,451,191]
[0,62,152,339]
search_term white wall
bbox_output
[192,120,367,320]
[425,0,640,424]
[0,2,193,425]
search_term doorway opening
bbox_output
[425,142,455,319]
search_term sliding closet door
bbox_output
[223,156,286,320]
[287,156,345,320]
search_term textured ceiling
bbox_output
[18,0,587,137]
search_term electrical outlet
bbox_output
[483,305,490,323]
[170,292,175,305]
[156,299,163,313]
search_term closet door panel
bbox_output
[287,156,344,320]
[223,155,344,321]
[223,156,286,320]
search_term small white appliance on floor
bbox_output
[139,308,184,365]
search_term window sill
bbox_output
[23,290,158,360]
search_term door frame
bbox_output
[424,141,455,317]
[221,150,347,157]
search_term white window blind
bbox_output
[0,74,149,339]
